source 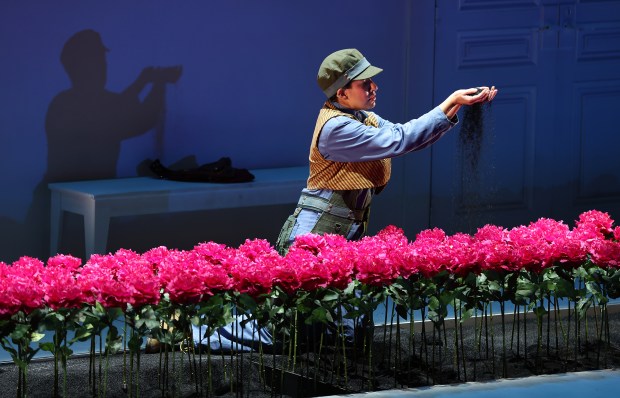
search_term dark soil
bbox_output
[1,305,619,397]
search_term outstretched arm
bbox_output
[439,86,498,120]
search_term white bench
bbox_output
[48,166,307,258]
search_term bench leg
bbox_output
[84,207,110,259]
[49,191,63,256]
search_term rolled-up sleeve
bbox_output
[318,106,457,162]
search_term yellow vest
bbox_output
[307,102,391,190]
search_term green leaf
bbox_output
[70,323,95,343]
[11,324,31,341]
[304,307,333,325]
[94,301,105,315]
[321,290,340,302]
[487,280,502,293]
[128,334,143,352]
[586,281,604,301]
[460,308,474,322]
[428,296,440,312]
[39,342,56,353]
[134,307,160,331]
[60,346,73,358]
[107,308,124,322]
[1,337,17,357]
[237,294,257,312]
[105,335,123,355]
[31,332,45,343]
[395,304,409,321]
[576,295,593,319]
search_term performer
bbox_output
[187,48,497,353]
[275,48,497,254]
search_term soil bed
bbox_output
[1,305,619,397]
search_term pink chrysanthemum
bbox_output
[156,248,232,304]
[78,252,133,308]
[473,224,516,273]
[42,254,85,310]
[447,233,481,276]
[0,257,46,317]
[283,233,354,292]
[589,239,620,268]
[225,239,278,297]
[574,210,615,241]
[353,226,405,286]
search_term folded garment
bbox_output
[150,157,255,183]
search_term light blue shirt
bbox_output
[287,102,458,242]
[318,104,455,162]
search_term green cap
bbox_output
[317,49,383,98]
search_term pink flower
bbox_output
[271,257,302,295]
[281,248,325,292]
[78,253,133,308]
[417,227,447,242]
[288,233,332,253]
[447,233,480,276]
[574,210,615,241]
[473,224,516,273]
[529,218,585,268]
[508,223,548,273]
[567,210,620,269]
[192,241,235,268]
[158,250,204,304]
[142,246,171,267]
[0,261,13,317]
[156,248,232,304]
[225,239,278,297]
[317,235,356,290]
[284,233,355,292]
[589,239,620,268]
[42,254,85,310]
[408,228,479,278]
[192,245,235,296]
[114,249,161,307]
[399,230,436,280]
[507,218,581,273]
[0,257,46,317]
[77,249,161,309]
[353,226,405,286]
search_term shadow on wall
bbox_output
[11,29,182,262]
[46,29,182,181]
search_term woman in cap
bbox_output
[275,48,497,254]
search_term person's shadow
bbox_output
[47,29,182,181]
[21,29,183,260]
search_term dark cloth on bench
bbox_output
[150,157,255,183]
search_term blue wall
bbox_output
[0,1,426,262]
[4,1,619,264]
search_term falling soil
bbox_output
[459,102,486,172]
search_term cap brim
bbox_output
[352,65,383,81]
